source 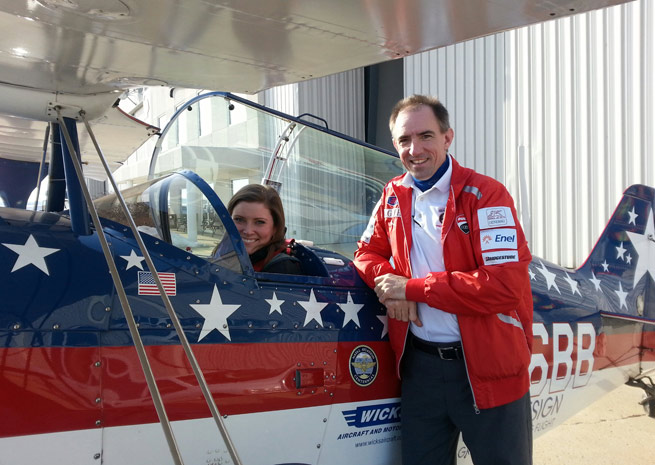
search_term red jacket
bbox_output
[354,157,533,409]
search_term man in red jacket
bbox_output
[354,95,533,465]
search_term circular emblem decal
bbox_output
[349,345,378,387]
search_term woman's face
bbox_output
[231,201,276,255]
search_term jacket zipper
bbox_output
[393,183,413,379]
[445,184,480,414]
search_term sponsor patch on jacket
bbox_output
[386,195,398,207]
[477,206,515,229]
[384,208,401,218]
[482,250,519,265]
[480,228,518,251]
[456,214,469,234]
[360,199,381,243]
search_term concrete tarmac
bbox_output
[534,383,655,464]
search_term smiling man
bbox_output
[354,95,534,465]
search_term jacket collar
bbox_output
[396,154,456,194]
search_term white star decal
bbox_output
[121,250,145,270]
[266,292,284,315]
[615,242,627,261]
[298,289,328,327]
[589,272,602,292]
[2,234,59,275]
[626,253,632,265]
[528,269,536,280]
[377,314,389,339]
[615,281,628,310]
[628,207,638,225]
[338,292,364,328]
[537,261,561,294]
[564,272,581,296]
[190,285,241,341]
[626,210,655,288]
[601,261,609,272]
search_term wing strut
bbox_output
[32,123,50,211]
[55,107,243,465]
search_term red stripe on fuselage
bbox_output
[0,340,399,438]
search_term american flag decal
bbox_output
[138,271,176,296]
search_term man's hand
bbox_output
[374,273,409,302]
[384,299,422,327]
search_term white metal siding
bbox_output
[405,0,655,268]
[263,69,365,140]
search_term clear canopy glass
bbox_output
[147,92,404,259]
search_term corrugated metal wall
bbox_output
[264,68,365,140]
[405,0,655,268]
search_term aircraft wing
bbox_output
[0,0,633,169]
[0,106,159,182]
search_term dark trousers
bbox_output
[401,340,533,465]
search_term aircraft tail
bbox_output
[578,184,655,323]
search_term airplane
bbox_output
[0,1,653,465]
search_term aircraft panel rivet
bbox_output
[196,299,200,303]
[297,391,302,396]
[196,323,201,328]
[323,361,327,365]
[94,453,101,460]
[223,414,228,419]
[194,270,199,275]
[316,444,321,449]
[249,290,254,295]
[332,375,336,379]
[297,362,301,367]
[94,361,101,367]
[166,323,171,328]
[155,241,159,245]
[248,323,253,328]
[294,324,299,329]
[272,323,277,328]
[330,392,334,397]
[310,362,314,366]
[323,418,327,422]
[105,307,111,312]
[315,324,319,329]
[12,324,20,330]
[95,420,102,426]
[53,324,60,330]
[95,398,101,404]
[333,349,337,353]
[311,390,315,394]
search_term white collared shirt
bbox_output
[401,156,461,342]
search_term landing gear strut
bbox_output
[627,376,655,418]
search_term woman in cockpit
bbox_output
[214,184,302,275]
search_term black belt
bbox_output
[409,333,464,360]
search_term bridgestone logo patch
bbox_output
[482,250,519,265]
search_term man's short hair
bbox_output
[389,95,451,135]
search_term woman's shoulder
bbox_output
[261,241,303,275]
